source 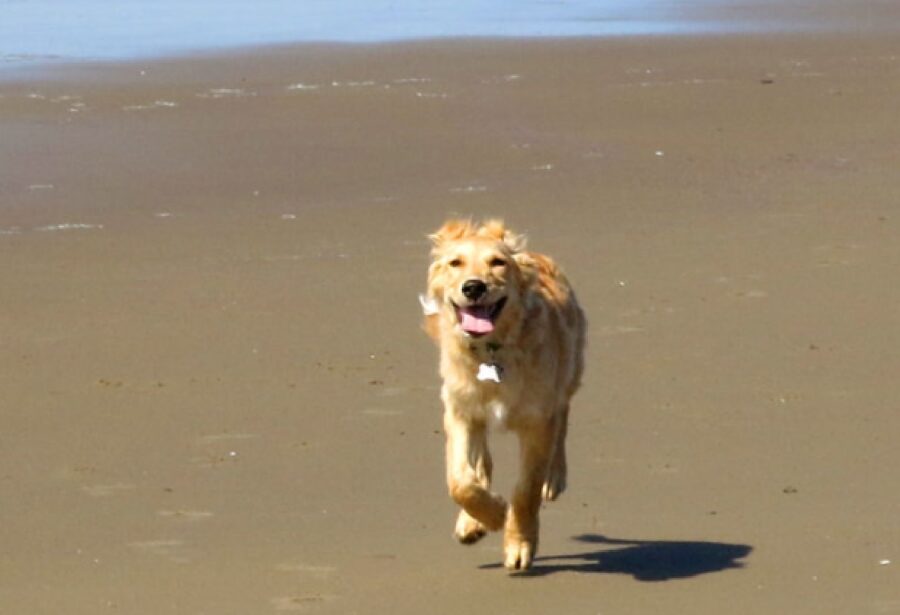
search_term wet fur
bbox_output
[423,219,586,570]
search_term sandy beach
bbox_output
[2,30,900,614]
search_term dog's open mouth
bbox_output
[454,297,507,337]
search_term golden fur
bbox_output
[423,219,586,570]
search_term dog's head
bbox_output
[425,219,528,340]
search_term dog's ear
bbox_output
[428,219,473,254]
[480,219,527,254]
[503,229,527,254]
[513,252,538,289]
[426,259,443,294]
[419,294,441,342]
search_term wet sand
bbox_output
[2,32,900,614]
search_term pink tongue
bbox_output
[459,306,494,335]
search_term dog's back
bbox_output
[515,249,586,400]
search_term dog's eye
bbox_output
[448,258,463,268]
[489,257,507,268]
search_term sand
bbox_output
[2,31,900,614]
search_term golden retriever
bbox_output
[421,219,586,570]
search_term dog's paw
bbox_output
[503,536,536,571]
[541,465,566,501]
[454,510,488,545]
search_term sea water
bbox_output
[0,0,867,65]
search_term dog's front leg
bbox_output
[444,409,507,538]
[504,422,554,570]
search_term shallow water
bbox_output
[0,0,879,65]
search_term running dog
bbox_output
[421,219,586,570]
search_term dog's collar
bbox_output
[469,341,501,352]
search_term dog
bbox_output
[421,219,586,570]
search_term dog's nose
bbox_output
[461,279,488,301]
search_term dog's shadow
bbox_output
[481,534,752,580]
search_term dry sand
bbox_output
[2,32,900,614]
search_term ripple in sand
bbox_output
[330,79,375,88]
[286,83,320,91]
[270,595,335,611]
[450,185,487,194]
[200,433,262,442]
[735,289,768,299]
[593,325,644,337]
[192,433,259,468]
[275,562,336,579]
[376,386,411,398]
[122,100,178,111]
[363,408,403,417]
[197,433,261,444]
[157,509,214,521]
[81,483,136,497]
[480,74,522,84]
[34,223,104,232]
[196,88,257,99]
[128,539,193,564]
[392,77,432,85]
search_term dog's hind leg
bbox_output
[504,422,555,570]
[444,412,507,537]
[542,403,569,501]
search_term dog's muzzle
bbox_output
[461,279,488,301]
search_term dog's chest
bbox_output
[471,362,533,427]
[486,398,509,427]
[442,341,545,424]
[480,385,544,429]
